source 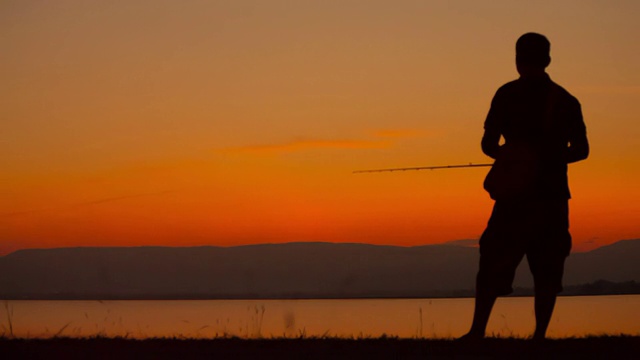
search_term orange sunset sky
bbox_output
[2,1,639,255]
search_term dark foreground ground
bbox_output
[1,336,638,360]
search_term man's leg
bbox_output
[529,254,566,340]
[528,199,570,340]
[461,255,520,340]
[533,291,557,340]
[462,290,498,339]
[462,200,522,340]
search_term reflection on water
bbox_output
[1,296,638,339]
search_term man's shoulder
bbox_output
[490,80,520,103]
[549,81,580,105]
[495,79,520,94]
[551,81,578,101]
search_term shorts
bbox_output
[476,198,571,296]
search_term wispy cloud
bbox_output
[0,190,175,218]
[573,85,640,95]
[0,209,46,218]
[372,129,425,138]
[75,190,176,206]
[220,138,392,154]
[220,128,428,155]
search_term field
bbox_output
[1,336,639,360]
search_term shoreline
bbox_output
[2,292,639,301]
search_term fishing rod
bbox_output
[353,163,493,174]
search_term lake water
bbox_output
[2,295,638,339]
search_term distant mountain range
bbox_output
[0,240,638,299]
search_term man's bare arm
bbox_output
[567,135,589,163]
[481,128,502,160]
[566,101,589,163]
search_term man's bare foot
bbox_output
[531,334,548,342]
[456,332,485,341]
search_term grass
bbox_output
[0,335,639,359]
[2,301,13,338]
[2,299,638,358]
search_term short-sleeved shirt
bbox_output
[483,74,587,199]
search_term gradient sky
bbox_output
[2,1,639,255]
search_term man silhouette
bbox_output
[461,33,589,340]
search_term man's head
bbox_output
[516,33,551,76]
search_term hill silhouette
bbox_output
[0,240,638,299]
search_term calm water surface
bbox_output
[2,295,639,339]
